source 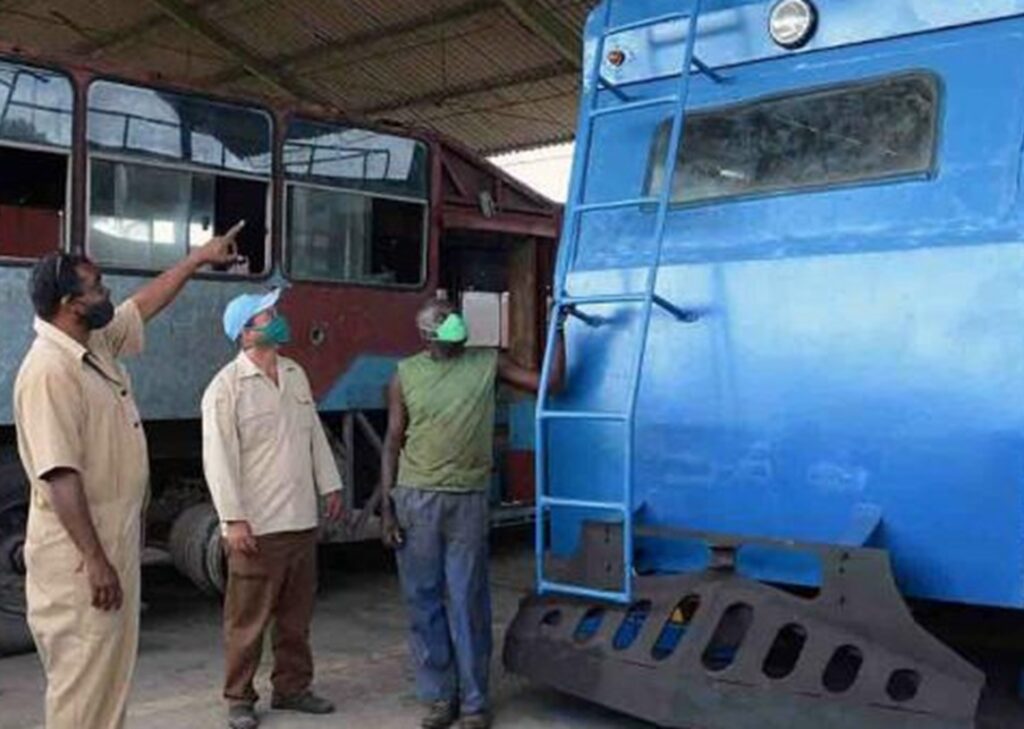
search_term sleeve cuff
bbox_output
[35,461,83,481]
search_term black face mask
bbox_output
[82,299,115,330]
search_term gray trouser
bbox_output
[392,486,491,714]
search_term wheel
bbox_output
[0,462,27,575]
[168,502,225,596]
[0,462,32,656]
[0,571,31,657]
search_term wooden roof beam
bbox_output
[498,0,582,70]
[143,0,332,105]
[71,0,236,58]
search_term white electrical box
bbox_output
[462,291,504,348]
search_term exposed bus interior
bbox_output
[440,229,550,369]
[0,145,66,258]
[284,187,424,286]
[88,159,269,274]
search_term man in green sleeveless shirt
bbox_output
[381,299,565,729]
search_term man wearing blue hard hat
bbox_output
[201,288,344,729]
[379,298,567,729]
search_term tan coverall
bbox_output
[13,301,148,729]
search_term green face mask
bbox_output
[252,315,291,346]
[433,313,468,343]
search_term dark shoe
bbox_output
[270,691,335,714]
[459,712,491,729]
[227,702,259,729]
[421,699,459,729]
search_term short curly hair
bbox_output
[415,298,457,339]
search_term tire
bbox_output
[0,462,32,656]
[0,463,27,575]
[0,566,32,657]
[168,502,225,596]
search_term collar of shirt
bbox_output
[235,350,300,383]
[33,316,128,388]
[33,316,88,362]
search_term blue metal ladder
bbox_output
[535,1,713,604]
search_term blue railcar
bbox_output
[506,2,1024,727]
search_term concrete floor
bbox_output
[0,531,646,729]
[2,530,1023,729]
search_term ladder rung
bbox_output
[605,11,690,37]
[560,293,697,324]
[591,95,679,119]
[539,410,627,422]
[577,197,658,213]
[539,496,628,513]
[538,580,630,604]
[564,292,645,305]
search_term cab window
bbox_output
[646,73,939,205]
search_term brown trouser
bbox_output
[223,528,317,704]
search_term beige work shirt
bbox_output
[201,352,342,536]
[15,299,148,526]
[13,300,148,729]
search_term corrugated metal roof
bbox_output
[0,0,599,153]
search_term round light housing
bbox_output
[769,0,818,49]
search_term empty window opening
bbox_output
[886,669,921,702]
[541,610,562,628]
[0,146,66,258]
[651,595,701,661]
[612,600,652,651]
[88,160,267,273]
[762,623,807,679]
[702,603,754,672]
[286,186,424,286]
[574,607,605,643]
[822,645,863,693]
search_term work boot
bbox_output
[227,702,259,729]
[421,699,459,729]
[270,690,335,714]
[459,712,492,729]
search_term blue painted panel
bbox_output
[584,0,1024,91]
[547,4,1024,609]
[318,355,398,412]
[509,398,538,450]
[0,269,281,423]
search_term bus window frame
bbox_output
[282,178,430,291]
[83,76,275,281]
[643,70,944,211]
[0,58,74,265]
[281,115,431,292]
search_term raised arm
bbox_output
[497,327,566,394]
[131,221,246,323]
[379,374,408,548]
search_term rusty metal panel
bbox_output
[506,522,985,729]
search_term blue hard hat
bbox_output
[222,288,281,341]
